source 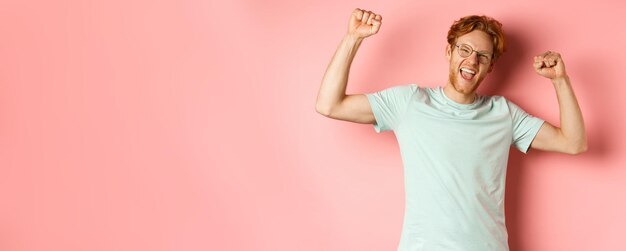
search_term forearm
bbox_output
[552,76,587,151]
[316,34,363,114]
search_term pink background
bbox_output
[1,0,624,250]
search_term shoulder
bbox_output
[371,84,421,98]
[389,84,419,93]
[484,95,533,118]
[480,93,506,102]
[480,94,514,107]
[476,94,525,117]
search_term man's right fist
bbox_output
[348,8,382,38]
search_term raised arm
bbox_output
[315,8,382,124]
[530,51,588,154]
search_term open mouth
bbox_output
[460,67,476,80]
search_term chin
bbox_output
[449,74,481,95]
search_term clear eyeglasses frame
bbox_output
[454,43,493,65]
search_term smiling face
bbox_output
[445,30,495,97]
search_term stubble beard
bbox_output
[448,68,481,95]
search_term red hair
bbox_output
[447,15,506,62]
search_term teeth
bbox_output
[461,68,476,74]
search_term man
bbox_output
[315,8,587,251]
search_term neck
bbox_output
[443,85,476,104]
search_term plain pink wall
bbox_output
[1,0,624,250]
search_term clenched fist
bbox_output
[534,51,568,80]
[348,8,382,39]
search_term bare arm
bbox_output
[530,51,588,154]
[315,8,382,124]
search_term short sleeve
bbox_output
[366,84,417,133]
[507,100,545,153]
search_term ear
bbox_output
[487,61,494,73]
[445,44,452,60]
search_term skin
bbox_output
[444,30,494,104]
[315,8,587,154]
[529,52,587,154]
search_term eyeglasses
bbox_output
[454,43,493,65]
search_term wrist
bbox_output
[344,33,364,43]
[551,75,570,85]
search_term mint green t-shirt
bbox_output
[366,85,544,251]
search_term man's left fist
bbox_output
[534,51,568,80]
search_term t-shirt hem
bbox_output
[520,119,546,154]
[366,93,386,133]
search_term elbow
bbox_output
[575,142,588,155]
[315,103,333,117]
[566,141,588,155]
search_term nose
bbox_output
[467,51,480,65]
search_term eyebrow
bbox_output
[459,42,493,54]
[473,47,492,55]
[476,49,493,55]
